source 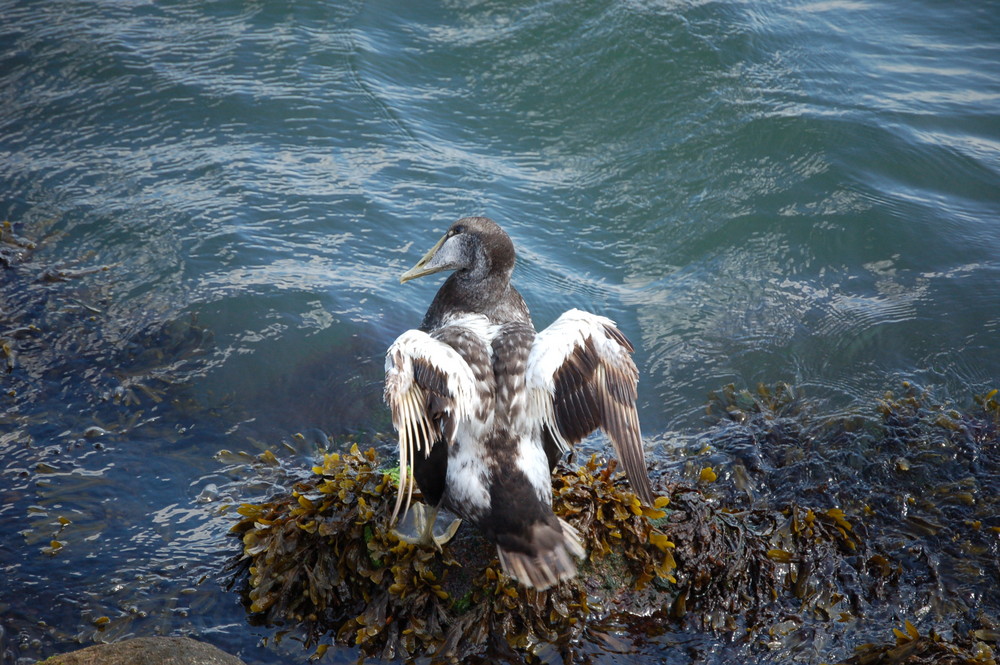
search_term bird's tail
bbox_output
[496,518,585,590]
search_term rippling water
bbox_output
[1,0,998,663]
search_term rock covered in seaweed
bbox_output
[227,445,674,660]
[226,440,891,662]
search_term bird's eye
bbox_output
[451,225,465,236]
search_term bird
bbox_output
[383,216,654,590]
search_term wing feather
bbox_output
[527,309,655,505]
[384,329,480,523]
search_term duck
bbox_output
[384,216,654,590]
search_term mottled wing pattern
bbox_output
[384,329,481,523]
[527,309,655,505]
[430,319,496,438]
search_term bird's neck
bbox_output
[421,271,530,330]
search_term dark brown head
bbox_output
[402,217,529,328]
[400,217,515,287]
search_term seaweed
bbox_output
[839,620,996,665]
[0,219,36,269]
[226,444,882,661]
[225,381,1000,662]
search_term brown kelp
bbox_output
[226,434,892,661]
[838,620,996,665]
[225,381,1000,662]
[699,382,999,660]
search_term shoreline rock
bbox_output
[38,636,246,665]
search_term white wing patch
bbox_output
[384,329,481,523]
[526,309,655,505]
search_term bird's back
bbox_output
[429,314,584,589]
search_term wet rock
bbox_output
[38,636,246,665]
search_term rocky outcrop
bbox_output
[39,636,246,665]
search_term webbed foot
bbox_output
[392,502,462,551]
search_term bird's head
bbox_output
[400,217,514,285]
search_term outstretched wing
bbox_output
[527,309,654,505]
[384,329,478,523]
